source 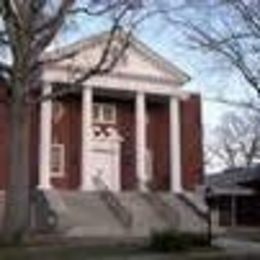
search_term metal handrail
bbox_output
[31,190,59,232]
[176,192,208,220]
[141,190,180,227]
[92,175,132,228]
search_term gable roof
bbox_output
[43,31,190,85]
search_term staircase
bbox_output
[139,192,180,228]
[34,190,131,238]
[92,175,132,229]
[33,190,208,238]
[119,192,172,236]
[162,192,208,233]
[62,192,130,237]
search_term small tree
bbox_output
[206,109,260,170]
[0,0,149,242]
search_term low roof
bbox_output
[205,164,260,194]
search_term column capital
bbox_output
[136,90,145,96]
[169,92,190,101]
[83,85,93,91]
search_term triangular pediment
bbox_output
[43,32,190,86]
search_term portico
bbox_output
[38,83,186,192]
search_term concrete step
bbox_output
[136,192,180,227]
[116,192,171,235]
[37,190,208,238]
[162,193,207,233]
[57,191,128,237]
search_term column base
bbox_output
[138,178,149,192]
[171,186,183,193]
[80,182,94,191]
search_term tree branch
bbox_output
[33,14,132,102]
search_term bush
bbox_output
[148,230,208,252]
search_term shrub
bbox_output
[148,230,208,252]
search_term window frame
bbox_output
[93,103,116,124]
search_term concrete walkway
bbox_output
[213,237,260,253]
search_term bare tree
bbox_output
[206,109,260,171]
[0,0,149,242]
[158,0,260,96]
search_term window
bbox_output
[53,101,65,124]
[93,103,116,124]
[51,144,65,177]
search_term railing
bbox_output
[141,191,180,227]
[31,190,58,232]
[92,175,132,229]
[176,192,208,220]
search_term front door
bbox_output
[90,130,121,191]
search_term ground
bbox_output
[0,245,260,260]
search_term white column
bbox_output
[170,96,182,193]
[39,84,52,189]
[81,87,93,190]
[136,92,147,191]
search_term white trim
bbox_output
[50,143,65,178]
[81,87,93,190]
[43,70,190,99]
[42,32,190,84]
[170,97,182,193]
[136,92,147,191]
[38,84,52,189]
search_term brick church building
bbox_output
[0,33,205,236]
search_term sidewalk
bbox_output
[213,237,260,253]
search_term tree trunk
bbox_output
[4,79,30,243]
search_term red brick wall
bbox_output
[50,94,203,191]
[0,90,203,191]
[51,96,81,189]
[147,101,170,190]
[180,94,203,190]
[94,98,170,191]
[117,100,137,190]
